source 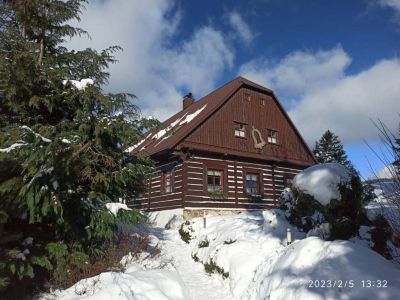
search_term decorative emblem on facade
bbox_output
[251,126,266,149]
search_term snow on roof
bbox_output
[124,137,147,153]
[293,163,351,205]
[178,104,207,125]
[123,104,210,152]
[150,104,208,142]
[152,127,170,140]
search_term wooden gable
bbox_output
[129,77,316,211]
[128,77,316,167]
[179,85,315,166]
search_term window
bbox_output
[246,173,259,195]
[234,123,246,138]
[245,93,251,102]
[267,129,278,144]
[207,169,223,192]
[162,169,173,193]
[260,98,265,106]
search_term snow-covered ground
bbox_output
[50,209,400,300]
[54,267,190,300]
[179,210,400,299]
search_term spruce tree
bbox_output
[0,0,154,294]
[313,130,355,171]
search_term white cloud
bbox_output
[159,26,234,97]
[227,12,254,45]
[239,47,400,145]
[376,0,400,12]
[373,0,400,22]
[376,165,397,178]
[239,47,351,104]
[67,0,234,120]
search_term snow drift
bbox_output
[183,211,400,299]
[244,236,400,300]
[55,265,190,300]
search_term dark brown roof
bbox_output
[127,76,315,163]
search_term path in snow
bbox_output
[154,228,233,300]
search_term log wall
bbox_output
[129,154,305,211]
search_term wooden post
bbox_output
[182,157,187,208]
[203,209,206,228]
[287,228,292,245]
[148,173,152,211]
[272,164,276,207]
[234,159,238,208]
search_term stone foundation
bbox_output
[183,208,263,220]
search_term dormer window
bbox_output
[267,129,278,144]
[234,122,246,138]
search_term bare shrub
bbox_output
[49,234,151,291]
[366,119,400,261]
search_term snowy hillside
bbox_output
[50,210,400,300]
[180,211,400,300]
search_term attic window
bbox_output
[234,122,246,138]
[267,129,278,144]
[260,98,265,106]
[245,93,251,102]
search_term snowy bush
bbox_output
[179,221,195,244]
[370,215,393,259]
[203,259,229,279]
[283,163,363,240]
[363,119,400,262]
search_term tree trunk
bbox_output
[38,36,44,65]
[37,3,48,65]
[21,1,27,39]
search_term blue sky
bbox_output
[68,0,400,178]
[178,0,400,76]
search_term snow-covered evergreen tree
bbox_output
[313,130,355,171]
[0,0,154,295]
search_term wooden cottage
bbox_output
[128,77,316,213]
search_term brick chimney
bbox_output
[183,92,194,110]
